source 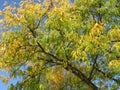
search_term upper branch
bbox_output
[88,55,98,80]
[95,67,120,84]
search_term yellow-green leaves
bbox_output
[109,29,120,41]
[0,76,8,84]
[0,0,120,90]
[46,67,64,84]
[0,1,47,31]
[71,50,88,61]
[90,23,105,36]
[111,42,120,57]
[108,60,120,73]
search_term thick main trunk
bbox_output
[65,63,98,90]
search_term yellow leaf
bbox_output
[0,76,8,84]
[108,60,120,68]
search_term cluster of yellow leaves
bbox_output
[68,31,79,41]
[112,42,120,52]
[71,50,88,61]
[108,60,120,69]
[0,61,6,69]
[46,1,71,27]
[0,31,30,71]
[46,67,64,84]
[24,2,45,20]
[3,12,19,27]
[0,1,48,30]
[109,28,120,40]
[0,76,8,84]
[90,23,104,36]
[5,39,21,58]
[17,2,43,23]
[71,22,111,63]
[25,60,46,76]
[0,44,5,56]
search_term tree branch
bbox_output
[98,1,102,22]
[95,67,120,84]
[111,40,120,42]
[29,27,99,89]
[88,55,98,80]
[65,63,99,90]
[25,1,99,89]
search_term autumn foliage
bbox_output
[0,0,120,90]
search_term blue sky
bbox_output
[0,70,22,90]
[0,1,21,90]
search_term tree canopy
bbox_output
[0,0,120,90]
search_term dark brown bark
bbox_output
[65,63,98,90]
[89,55,98,80]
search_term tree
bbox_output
[0,0,120,90]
